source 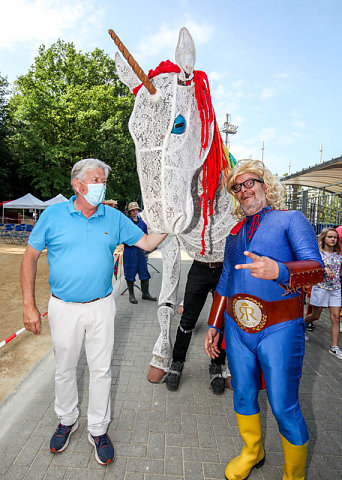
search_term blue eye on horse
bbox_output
[171,114,186,134]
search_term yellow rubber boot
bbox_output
[225,412,265,480]
[281,435,308,480]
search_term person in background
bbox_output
[336,224,342,333]
[21,159,166,465]
[123,202,157,304]
[204,159,323,480]
[304,227,342,358]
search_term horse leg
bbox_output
[148,305,174,382]
[147,235,181,383]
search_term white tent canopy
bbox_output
[42,193,68,206]
[2,193,46,223]
[2,192,67,223]
[3,193,45,210]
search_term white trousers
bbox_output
[48,294,115,436]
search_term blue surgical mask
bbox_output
[81,182,106,207]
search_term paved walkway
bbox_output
[0,255,341,480]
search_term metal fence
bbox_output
[284,187,342,234]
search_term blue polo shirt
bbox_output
[29,196,144,302]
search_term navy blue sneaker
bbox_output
[88,432,114,465]
[50,420,78,452]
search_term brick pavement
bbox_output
[0,255,341,480]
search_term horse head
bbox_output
[111,27,216,236]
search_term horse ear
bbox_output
[115,52,141,93]
[175,27,196,81]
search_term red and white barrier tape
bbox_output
[0,312,48,349]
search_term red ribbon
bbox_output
[247,214,261,241]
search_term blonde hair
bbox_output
[227,159,284,218]
[317,227,341,254]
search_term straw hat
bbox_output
[128,202,141,211]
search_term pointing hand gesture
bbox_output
[235,251,279,280]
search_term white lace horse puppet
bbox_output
[109,27,236,382]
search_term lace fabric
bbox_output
[115,27,236,371]
[130,73,235,260]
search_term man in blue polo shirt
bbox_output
[21,158,166,466]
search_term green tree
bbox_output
[0,73,21,200]
[8,40,139,203]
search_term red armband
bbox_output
[208,292,227,332]
[283,260,323,289]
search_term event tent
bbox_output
[2,193,45,215]
[2,193,46,222]
[42,193,68,206]
[3,193,45,210]
[2,193,69,222]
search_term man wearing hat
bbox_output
[123,202,157,303]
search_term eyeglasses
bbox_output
[231,178,264,193]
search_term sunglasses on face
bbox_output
[231,178,264,193]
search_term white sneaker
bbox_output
[305,335,310,342]
[329,345,342,359]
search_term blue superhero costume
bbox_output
[215,207,323,446]
[123,216,150,282]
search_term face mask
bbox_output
[80,182,106,207]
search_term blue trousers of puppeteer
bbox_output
[123,245,150,282]
[224,314,308,445]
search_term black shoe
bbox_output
[50,421,78,453]
[129,293,138,304]
[209,364,225,395]
[126,280,138,304]
[307,323,314,331]
[141,279,157,301]
[165,361,184,391]
[142,293,157,301]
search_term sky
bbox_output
[1,0,341,176]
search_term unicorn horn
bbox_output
[108,29,157,95]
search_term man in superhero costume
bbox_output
[204,160,324,480]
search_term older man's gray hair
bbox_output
[71,158,112,190]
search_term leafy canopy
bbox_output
[0,73,17,199]
[8,40,139,205]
